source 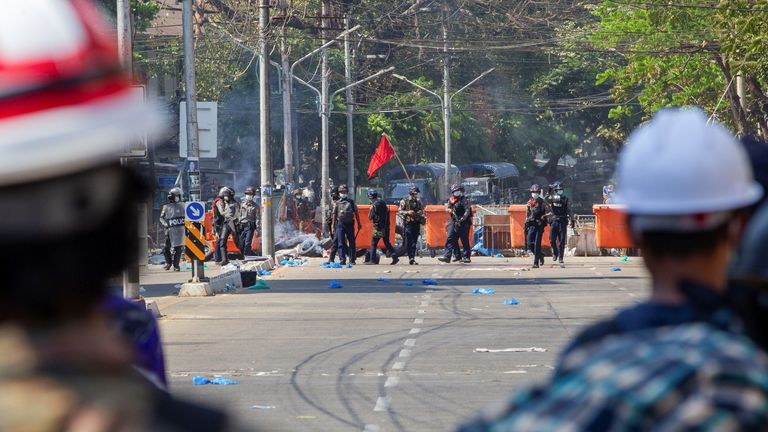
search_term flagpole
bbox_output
[384,133,412,186]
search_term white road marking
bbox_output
[404,339,416,347]
[399,349,411,358]
[409,328,421,334]
[417,310,426,314]
[373,396,391,412]
[414,318,424,324]
[385,376,400,387]
[503,370,528,374]
[392,362,406,370]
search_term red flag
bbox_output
[367,134,395,179]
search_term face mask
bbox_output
[556,190,563,196]
[246,195,254,201]
[224,196,231,202]
[339,194,348,199]
[532,193,539,199]
[410,194,418,199]
[453,191,462,197]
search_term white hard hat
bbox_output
[615,108,762,220]
[0,0,161,187]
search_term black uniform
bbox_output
[443,196,472,261]
[326,198,340,262]
[399,196,424,261]
[546,194,574,262]
[215,198,240,264]
[526,196,547,266]
[239,199,259,256]
[333,197,359,265]
[368,198,397,262]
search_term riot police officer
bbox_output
[546,181,575,264]
[326,186,341,263]
[439,184,472,263]
[332,184,362,265]
[367,189,399,265]
[526,184,547,268]
[239,186,259,256]
[399,186,425,265]
[215,186,240,266]
[160,187,185,271]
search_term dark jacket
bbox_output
[448,196,472,226]
[369,198,389,230]
[526,197,547,226]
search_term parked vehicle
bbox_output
[383,163,461,205]
[459,162,521,205]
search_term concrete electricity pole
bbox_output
[117,0,142,300]
[259,0,275,258]
[281,21,294,188]
[344,16,355,198]
[441,3,451,196]
[320,0,330,236]
[181,0,209,285]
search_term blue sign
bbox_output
[185,201,205,222]
[158,176,176,187]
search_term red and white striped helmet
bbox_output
[0,0,161,186]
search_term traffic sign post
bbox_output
[184,201,207,282]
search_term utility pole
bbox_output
[117,0,141,300]
[441,2,452,196]
[344,16,355,198]
[320,0,331,235]
[281,20,294,189]
[259,0,275,258]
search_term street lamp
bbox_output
[393,68,495,196]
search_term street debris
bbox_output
[221,262,241,272]
[377,270,392,274]
[421,279,439,285]
[321,262,343,269]
[620,256,631,263]
[258,269,272,276]
[249,279,269,290]
[472,288,495,295]
[328,280,343,289]
[376,278,391,282]
[611,267,622,271]
[404,282,414,286]
[148,254,166,265]
[503,298,520,305]
[139,286,146,294]
[192,376,238,385]
[474,347,547,353]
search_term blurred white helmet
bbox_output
[615,108,762,230]
[0,0,161,187]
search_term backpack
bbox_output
[337,199,355,224]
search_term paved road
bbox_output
[146,256,649,432]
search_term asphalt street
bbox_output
[143,256,649,432]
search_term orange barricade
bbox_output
[203,210,261,256]
[508,205,551,248]
[593,204,634,248]
[424,205,474,249]
[355,204,398,249]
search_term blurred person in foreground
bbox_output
[0,1,233,430]
[459,108,768,431]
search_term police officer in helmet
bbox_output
[215,186,240,266]
[366,189,399,265]
[526,184,547,268]
[399,186,425,265]
[239,186,259,256]
[326,186,341,263]
[332,184,362,265]
[546,181,574,264]
[160,187,185,271]
[439,184,472,263]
